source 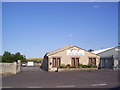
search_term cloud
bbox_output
[89,0,96,2]
[68,34,73,37]
[93,5,100,8]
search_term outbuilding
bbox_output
[92,46,120,69]
[41,45,100,71]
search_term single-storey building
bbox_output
[41,45,100,71]
[92,46,120,69]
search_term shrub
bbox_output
[72,66,77,68]
[87,65,93,68]
[81,65,97,68]
[77,66,81,68]
[78,64,83,66]
[66,64,70,67]
[66,64,70,68]
[69,66,73,68]
[92,65,97,68]
[60,64,67,68]
[81,65,88,68]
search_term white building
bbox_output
[92,46,120,69]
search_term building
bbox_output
[41,45,100,71]
[92,46,120,69]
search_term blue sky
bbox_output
[2,2,118,58]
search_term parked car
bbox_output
[21,63,26,67]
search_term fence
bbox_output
[0,61,21,75]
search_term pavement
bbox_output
[2,66,119,88]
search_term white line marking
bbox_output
[2,87,13,88]
[91,83,107,86]
[56,85,75,88]
[27,86,42,88]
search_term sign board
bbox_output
[67,49,84,56]
[27,61,34,66]
[115,48,120,51]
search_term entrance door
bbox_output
[52,58,61,68]
[71,58,79,66]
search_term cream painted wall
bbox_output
[47,46,100,71]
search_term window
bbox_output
[89,58,96,65]
[53,58,56,67]
[52,58,61,67]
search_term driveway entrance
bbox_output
[21,66,41,72]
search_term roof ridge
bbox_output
[92,46,115,54]
[47,45,73,56]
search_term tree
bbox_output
[2,51,26,63]
[88,49,94,52]
[13,52,26,62]
[2,51,14,63]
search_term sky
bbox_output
[2,2,118,58]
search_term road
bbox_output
[2,67,119,88]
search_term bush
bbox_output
[60,64,67,68]
[92,65,97,68]
[78,64,83,66]
[60,64,97,68]
[77,66,81,68]
[72,66,77,68]
[87,65,93,68]
[66,64,70,67]
[81,65,88,68]
[81,65,97,68]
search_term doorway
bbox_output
[71,58,79,66]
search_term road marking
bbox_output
[91,83,107,86]
[56,85,75,88]
[2,87,13,88]
[27,86,42,88]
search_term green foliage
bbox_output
[81,65,88,68]
[88,49,94,52]
[59,63,97,69]
[92,65,97,68]
[72,66,77,68]
[60,64,67,68]
[78,64,83,66]
[81,65,95,68]
[86,65,93,68]
[66,64,70,67]
[2,51,26,63]
[78,63,95,68]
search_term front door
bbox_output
[71,58,79,66]
[52,58,61,68]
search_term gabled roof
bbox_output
[46,45,99,57]
[92,47,115,54]
[47,45,73,56]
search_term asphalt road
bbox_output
[2,67,119,88]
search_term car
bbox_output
[21,63,26,67]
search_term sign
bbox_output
[115,48,120,51]
[67,49,84,56]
